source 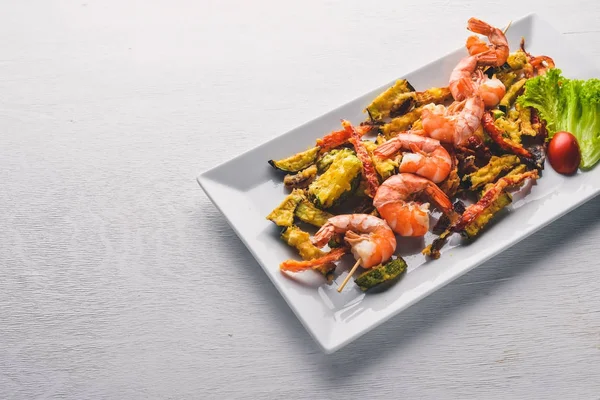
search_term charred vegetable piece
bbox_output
[432,198,467,235]
[498,71,517,89]
[354,178,369,198]
[411,118,423,130]
[266,189,304,227]
[423,229,452,260]
[328,234,344,249]
[316,148,354,173]
[344,120,379,197]
[453,170,538,234]
[491,109,505,120]
[415,87,452,105]
[365,79,416,121]
[463,192,512,239]
[308,150,362,209]
[494,116,521,143]
[283,165,317,189]
[354,258,408,291]
[269,146,320,173]
[507,50,528,70]
[482,112,534,159]
[481,164,527,194]
[499,78,527,113]
[517,105,537,137]
[363,141,398,180]
[351,197,376,215]
[462,155,520,190]
[316,125,371,153]
[380,107,423,140]
[439,155,460,198]
[281,225,336,282]
[294,198,334,227]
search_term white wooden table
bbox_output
[2,1,600,398]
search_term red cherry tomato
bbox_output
[547,131,581,175]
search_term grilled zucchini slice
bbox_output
[415,87,452,105]
[380,107,423,139]
[294,198,334,227]
[499,78,527,113]
[354,258,407,291]
[281,225,336,282]
[363,141,398,180]
[463,192,512,239]
[308,150,362,209]
[316,148,355,173]
[266,189,304,227]
[462,155,520,191]
[268,146,320,173]
[283,165,318,189]
[365,79,416,121]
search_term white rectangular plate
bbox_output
[198,13,600,353]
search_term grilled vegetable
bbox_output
[316,148,355,173]
[454,170,539,237]
[439,158,460,197]
[415,87,452,105]
[482,112,534,160]
[499,78,527,113]
[354,258,407,291]
[380,107,423,139]
[363,141,398,180]
[294,198,334,227]
[481,164,527,194]
[491,109,505,120]
[507,50,528,70]
[281,225,336,282]
[269,146,320,173]
[423,229,451,260]
[463,192,512,238]
[517,105,537,136]
[328,234,344,249]
[266,189,304,227]
[462,155,520,191]
[283,165,318,189]
[308,150,362,209]
[365,79,416,121]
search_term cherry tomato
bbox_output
[547,131,581,175]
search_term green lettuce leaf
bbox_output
[517,69,600,169]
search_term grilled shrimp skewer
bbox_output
[312,214,396,269]
[373,173,455,237]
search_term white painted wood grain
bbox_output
[1,1,600,398]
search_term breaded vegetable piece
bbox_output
[266,189,304,227]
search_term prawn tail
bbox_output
[312,223,336,248]
[454,78,477,99]
[374,138,402,158]
[280,248,347,272]
[467,18,493,35]
[466,35,489,55]
[425,183,454,215]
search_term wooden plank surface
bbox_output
[1,1,600,398]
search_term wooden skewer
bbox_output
[337,259,361,293]
[503,20,512,34]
